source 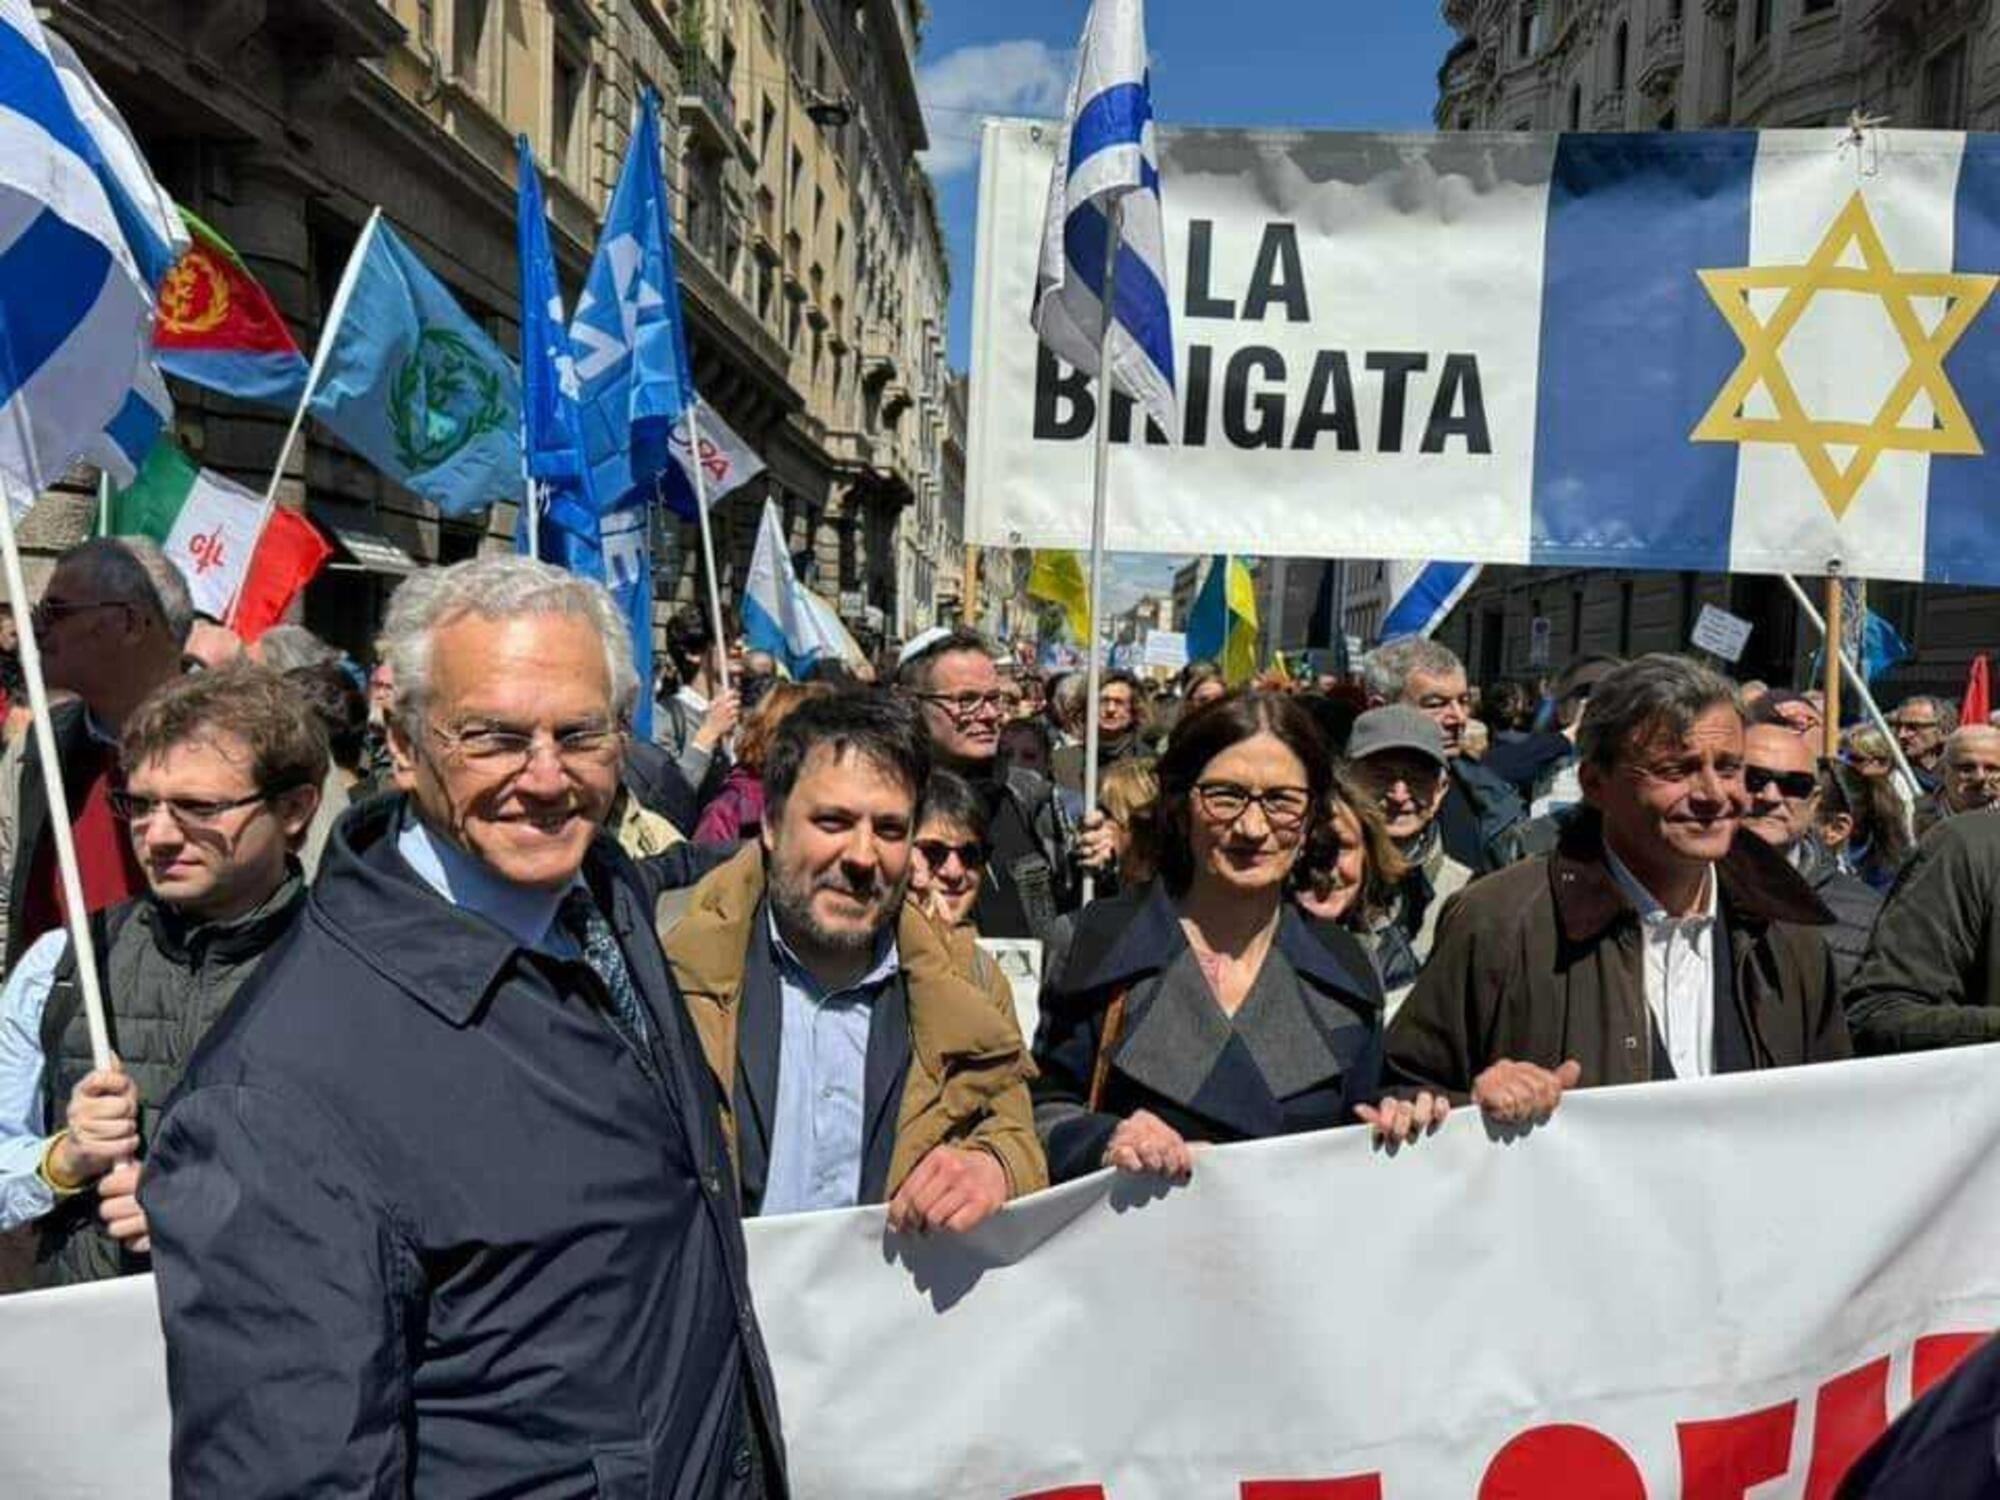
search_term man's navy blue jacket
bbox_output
[141,796,786,1498]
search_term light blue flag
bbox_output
[307,213,521,518]
[569,91,696,514]
[743,500,846,679]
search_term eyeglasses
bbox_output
[110,785,298,829]
[1893,718,1940,732]
[1744,765,1819,800]
[1193,780,1313,830]
[425,719,623,775]
[914,690,1011,723]
[915,838,987,871]
[29,597,123,634]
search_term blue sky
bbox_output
[916,0,1456,610]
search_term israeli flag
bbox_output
[743,500,846,679]
[0,1,163,512]
[1032,0,1176,437]
[80,358,170,487]
[1380,561,1482,643]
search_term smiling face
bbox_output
[1297,797,1368,924]
[915,648,1003,767]
[391,612,622,890]
[909,812,983,928]
[126,731,314,921]
[1582,702,1746,878]
[1352,748,1449,844]
[1185,730,1312,898]
[763,744,916,955]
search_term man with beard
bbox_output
[897,629,1074,940]
[1389,655,1849,1121]
[665,691,1044,1228]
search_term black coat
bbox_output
[142,796,786,1499]
[1837,1334,2000,1497]
[1031,884,1385,1184]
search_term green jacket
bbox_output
[1845,812,2000,1053]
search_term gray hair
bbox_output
[253,623,339,674]
[1902,694,1960,736]
[56,536,194,646]
[380,556,638,737]
[1944,723,2000,765]
[1577,654,1741,771]
[1361,636,1464,703]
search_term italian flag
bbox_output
[104,440,331,638]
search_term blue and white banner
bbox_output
[743,499,848,679]
[1381,560,1482,643]
[971,124,2000,585]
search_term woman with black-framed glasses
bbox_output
[1031,692,1448,1185]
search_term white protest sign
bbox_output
[1692,602,1756,662]
[8,1046,2000,1496]
[1141,629,1189,671]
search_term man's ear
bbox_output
[387,720,421,791]
[275,782,321,845]
[760,802,781,857]
[1578,759,1604,807]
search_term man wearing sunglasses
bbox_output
[0,538,192,971]
[1738,721,1882,988]
[0,665,320,1288]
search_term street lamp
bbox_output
[805,91,853,128]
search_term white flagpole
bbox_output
[223,207,382,627]
[96,471,110,536]
[1781,572,1922,799]
[0,456,113,1067]
[684,399,732,694]
[1080,200,1124,908]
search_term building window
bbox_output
[1922,39,1968,128]
[1801,0,1837,12]
[453,0,493,98]
[1568,83,1581,130]
[551,41,589,187]
[789,144,804,204]
[1516,3,1536,60]
[760,95,776,163]
[1752,0,1773,43]
[1612,22,1628,91]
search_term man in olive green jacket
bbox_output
[662,692,1045,1231]
[1389,655,1850,1120]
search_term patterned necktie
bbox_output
[557,888,657,1072]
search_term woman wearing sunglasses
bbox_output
[1032,693,1447,1185]
[909,770,990,929]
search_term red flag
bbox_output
[231,508,332,642]
[1964,654,1991,728]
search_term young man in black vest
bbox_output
[0,664,322,1286]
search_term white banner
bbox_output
[8,1046,2000,1496]
[966,121,2000,586]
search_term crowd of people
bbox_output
[0,534,1993,1492]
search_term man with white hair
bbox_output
[0,538,192,969]
[1361,636,1527,873]
[141,557,787,1498]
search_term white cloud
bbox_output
[918,39,1070,178]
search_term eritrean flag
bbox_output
[153,209,309,408]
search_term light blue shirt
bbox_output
[395,816,580,959]
[759,913,899,1216]
[0,930,84,1230]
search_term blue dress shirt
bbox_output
[395,816,580,959]
[759,913,900,1216]
[0,929,82,1230]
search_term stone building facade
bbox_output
[35,0,953,664]
[1393,0,2000,701]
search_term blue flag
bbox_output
[514,141,655,738]
[308,214,522,518]
[513,137,595,546]
[569,91,696,514]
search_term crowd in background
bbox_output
[0,534,1996,1492]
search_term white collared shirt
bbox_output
[1603,846,1718,1081]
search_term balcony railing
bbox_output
[1592,89,1628,130]
[1638,16,1685,100]
[677,57,747,162]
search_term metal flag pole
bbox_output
[96,471,110,537]
[1824,564,1844,762]
[683,399,732,695]
[223,207,381,627]
[1080,199,1124,908]
[0,454,113,1067]
[1782,571,1921,798]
